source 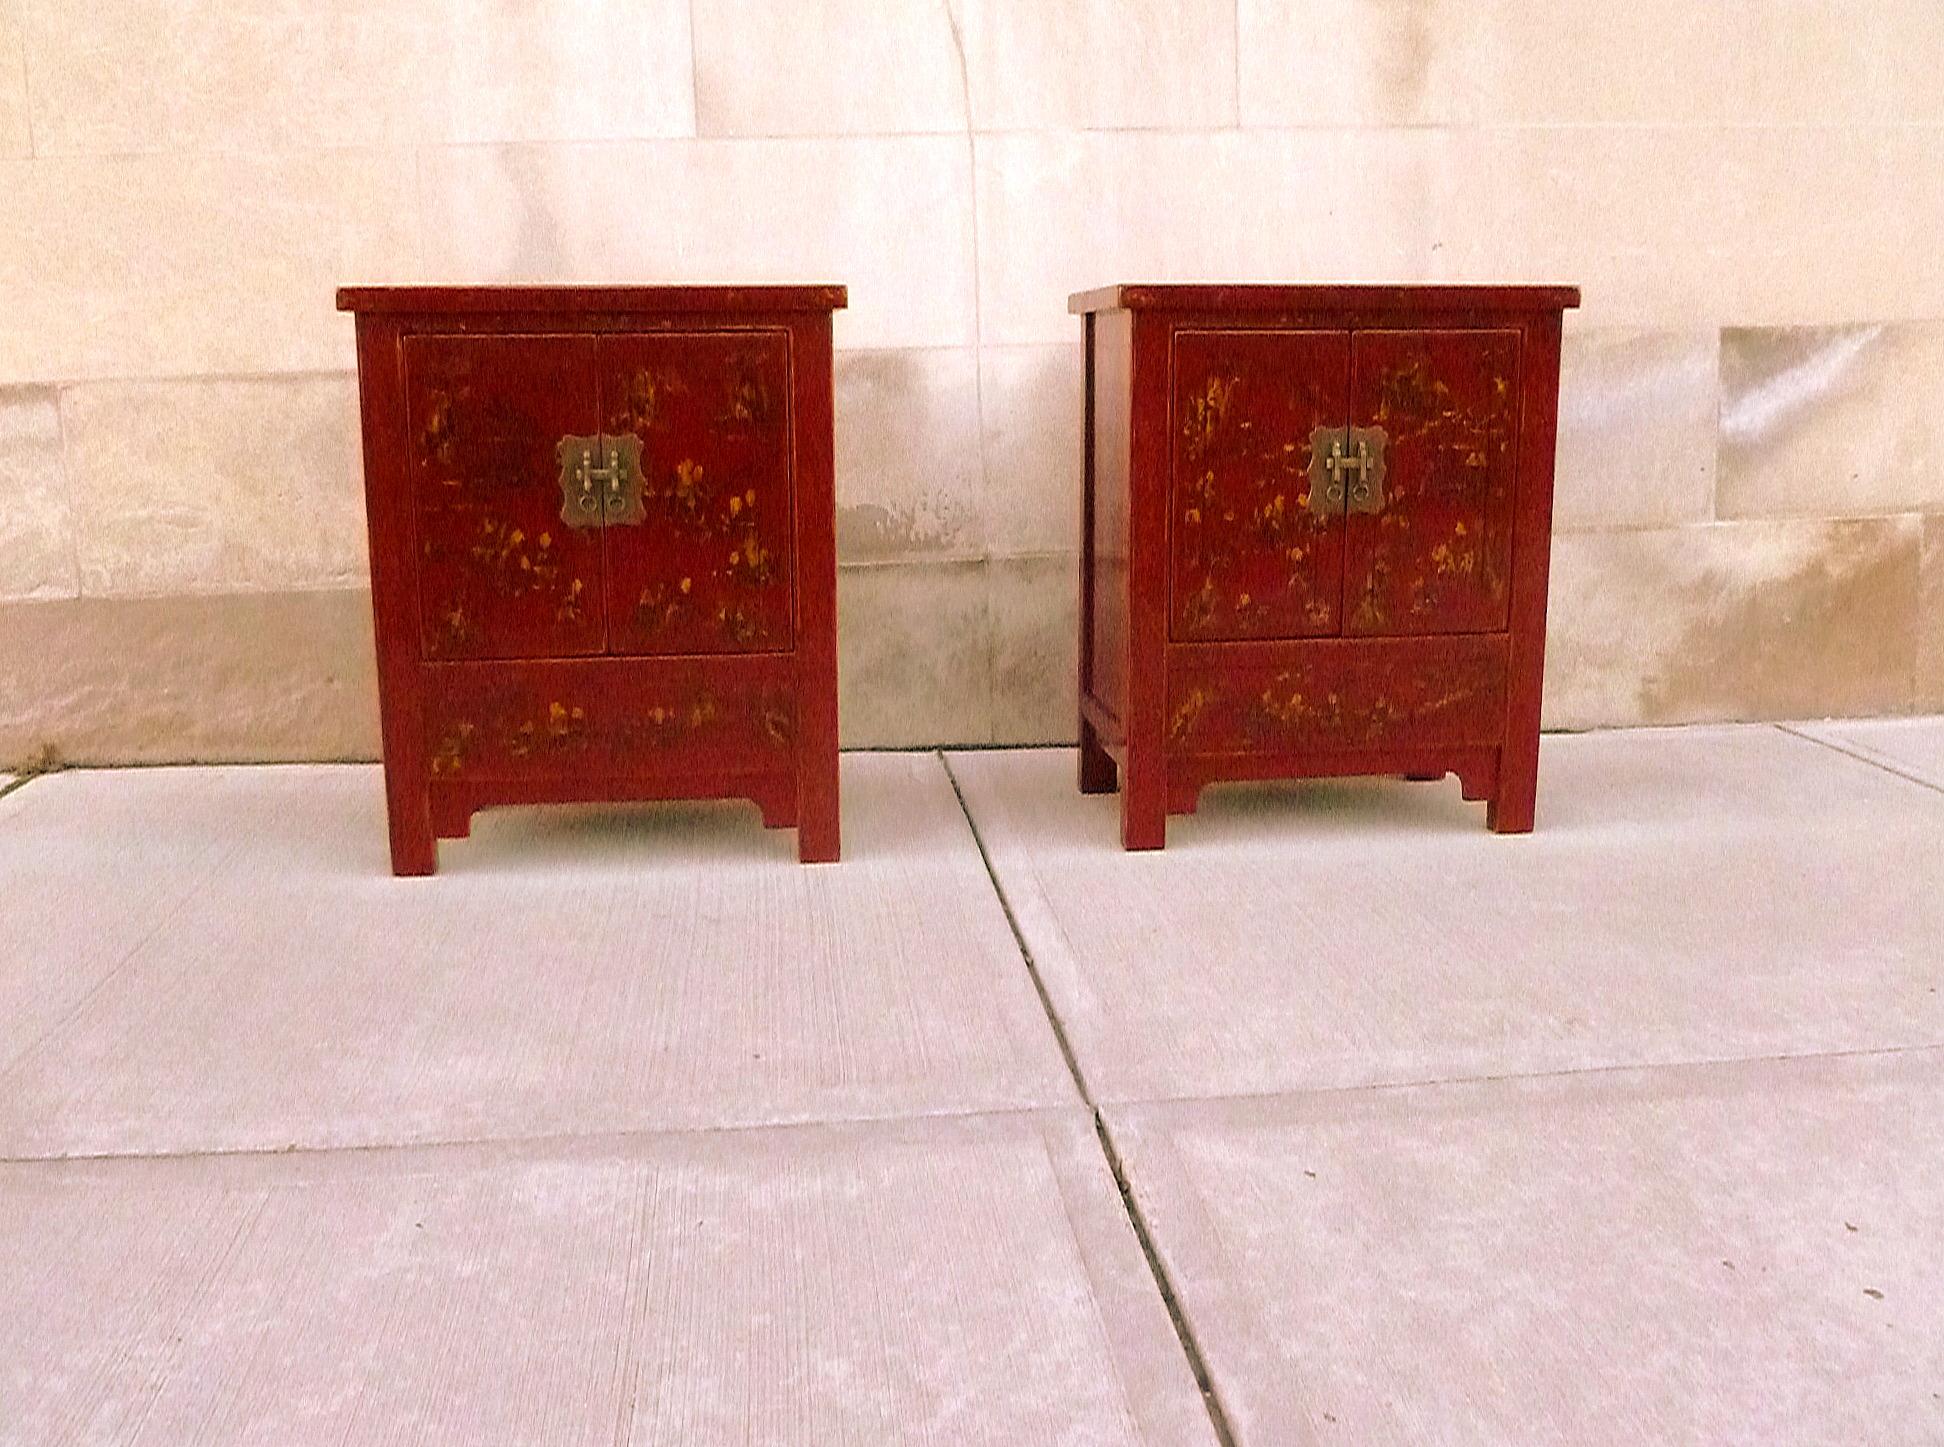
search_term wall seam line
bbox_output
[685,0,702,137]
[51,383,81,594]
[1232,0,1242,127]
[939,0,1001,743]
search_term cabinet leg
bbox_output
[388,786,437,877]
[1488,746,1538,834]
[796,757,841,864]
[1120,748,1167,850]
[1078,715,1118,794]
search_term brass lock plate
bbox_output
[601,434,646,527]
[1348,424,1387,516]
[1306,426,1347,520]
[1304,425,1388,519]
[556,432,646,528]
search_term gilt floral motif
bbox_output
[602,332,795,655]
[1171,333,1347,642]
[1166,652,1506,755]
[1347,333,1520,635]
[425,683,795,777]
[408,339,605,659]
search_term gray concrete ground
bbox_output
[1,723,1940,1444]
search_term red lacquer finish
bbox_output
[1072,283,1578,846]
[1346,328,1521,637]
[340,284,847,873]
[1171,329,1349,642]
[406,333,606,660]
[598,330,796,657]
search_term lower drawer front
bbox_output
[424,655,797,782]
[1166,635,1508,755]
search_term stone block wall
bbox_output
[1,1,1940,765]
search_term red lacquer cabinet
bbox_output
[1071,285,1579,848]
[337,286,845,874]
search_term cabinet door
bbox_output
[406,334,606,659]
[1345,330,1521,636]
[1170,330,1350,642]
[599,331,796,656]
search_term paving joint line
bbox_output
[0,772,46,804]
[939,750,1241,1447]
[1110,1040,1944,1116]
[1776,722,1944,798]
[0,1099,1068,1169]
[940,752,1092,1098]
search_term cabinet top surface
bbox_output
[1068,283,1580,316]
[337,284,848,315]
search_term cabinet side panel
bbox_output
[1079,314,1097,713]
[1122,311,1176,848]
[353,315,434,874]
[1494,312,1566,831]
[789,311,841,862]
[1086,308,1135,734]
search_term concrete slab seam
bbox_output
[1094,1041,1944,1117]
[0,772,45,805]
[0,1099,1067,1169]
[940,750,1241,1447]
[0,827,245,1082]
[1776,722,1944,798]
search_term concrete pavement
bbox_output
[2,723,1941,1443]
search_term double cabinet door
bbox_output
[1171,327,1523,644]
[406,329,795,662]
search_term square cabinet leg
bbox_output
[796,758,841,864]
[1488,746,1538,834]
[1078,715,1118,794]
[387,787,438,877]
[1120,750,1167,850]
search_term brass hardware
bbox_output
[555,432,646,528]
[1304,424,1388,519]
[1347,424,1387,516]
[599,433,647,527]
[1306,426,1344,520]
[557,433,604,529]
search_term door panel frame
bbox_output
[1166,326,1354,644]
[595,328,798,659]
[402,330,608,661]
[1342,327,1525,638]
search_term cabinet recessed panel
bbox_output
[423,657,797,783]
[1170,330,1351,643]
[1165,636,1509,755]
[405,334,606,660]
[599,332,796,656]
[1345,330,1521,636]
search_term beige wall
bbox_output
[2,0,1942,766]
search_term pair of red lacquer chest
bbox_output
[340,283,1577,875]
